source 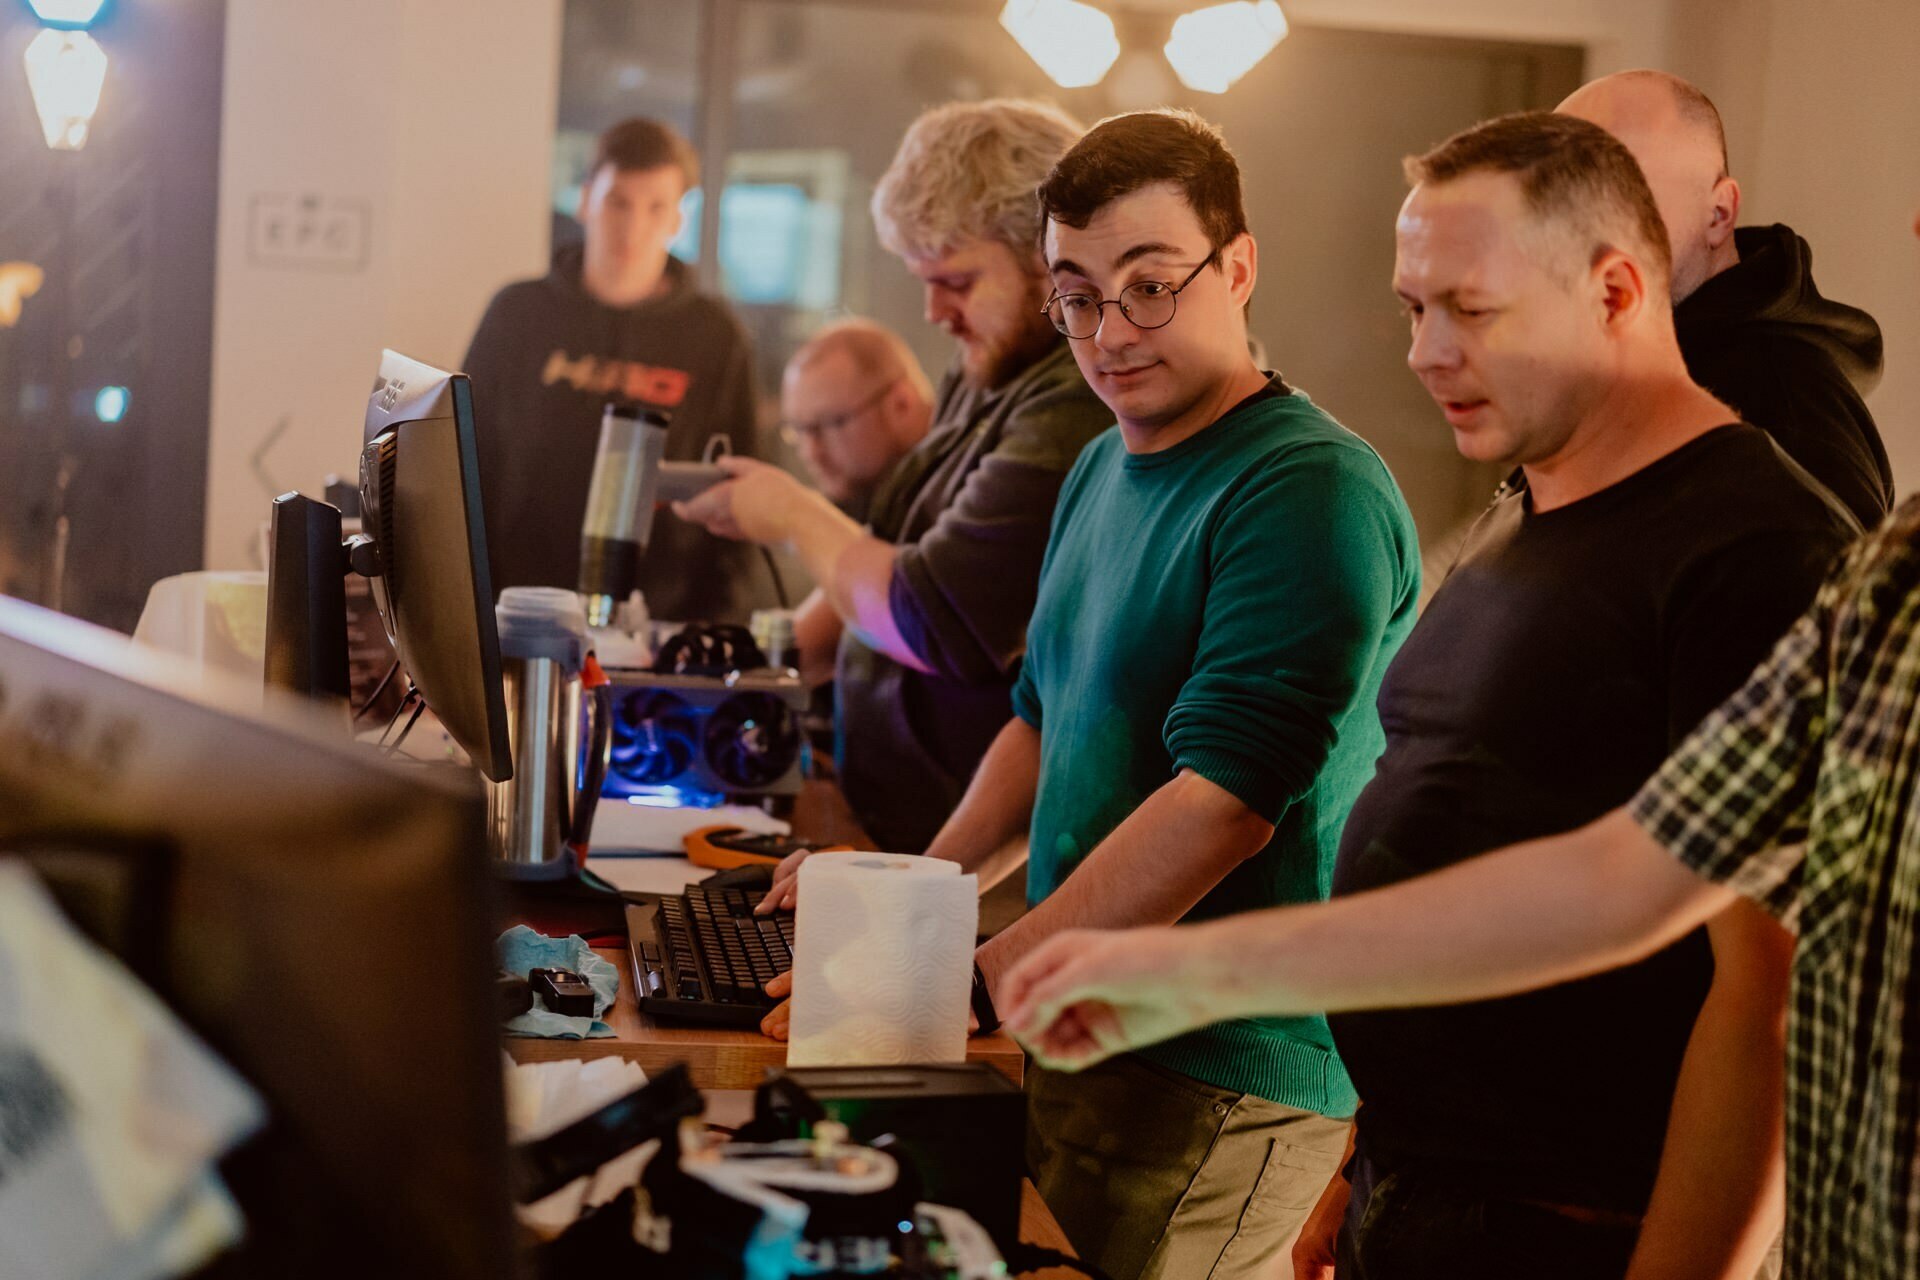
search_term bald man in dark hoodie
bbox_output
[1560,70,1893,527]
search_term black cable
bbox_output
[353,659,401,722]
[384,698,427,757]
[759,545,790,609]
[1002,1244,1114,1279]
[377,685,419,747]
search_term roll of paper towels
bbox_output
[786,853,979,1067]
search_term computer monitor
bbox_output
[264,349,511,782]
[263,491,351,703]
[0,595,517,1278]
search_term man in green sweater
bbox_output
[923,109,1420,1279]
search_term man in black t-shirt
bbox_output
[1318,114,1857,1280]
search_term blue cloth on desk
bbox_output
[496,926,619,1039]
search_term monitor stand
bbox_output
[498,861,631,939]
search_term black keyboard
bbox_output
[627,881,797,1028]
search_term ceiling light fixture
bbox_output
[1164,0,1289,95]
[999,0,1121,90]
[23,28,109,151]
[25,0,109,28]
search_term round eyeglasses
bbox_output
[1042,249,1219,340]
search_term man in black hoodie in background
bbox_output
[462,118,766,623]
[1562,70,1894,525]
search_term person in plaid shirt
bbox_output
[999,488,1920,1278]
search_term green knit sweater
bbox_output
[1011,382,1419,1115]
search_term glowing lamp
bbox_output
[25,0,109,28]
[24,29,109,150]
[999,0,1121,90]
[1164,0,1289,95]
[94,385,129,423]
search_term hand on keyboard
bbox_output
[755,845,821,915]
[758,971,794,1039]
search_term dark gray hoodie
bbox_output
[461,247,768,623]
[835,340,1111,852]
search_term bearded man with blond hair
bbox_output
[679,99,1109,853]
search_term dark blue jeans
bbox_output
[1341,1161,1640,1280]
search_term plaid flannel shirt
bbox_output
[1631,496,1920,1279]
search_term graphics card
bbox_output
[601,668,806,805]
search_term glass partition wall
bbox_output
[557,0,1583,546]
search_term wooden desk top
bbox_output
[503,945,1026,1088]
[1019,1181,1081,1275]
[503,777,1026,1089]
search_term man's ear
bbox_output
[1595,247,1652,328]
[1704,176,1741,252]
[1224,231,1258,307]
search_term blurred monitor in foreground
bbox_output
[0,595,517,1278]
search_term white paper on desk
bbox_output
[0,863,263,1280]
[503,1055,655,1241]
[588,800,789,855]
[586,856,707,897]
[786,853,977,1067]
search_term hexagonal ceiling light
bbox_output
[1000,0,1122,90]
[1164,1,1289,95]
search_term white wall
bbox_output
[203,0,562,570]
[1305,0,1920,495]
[1282,0,1673,71]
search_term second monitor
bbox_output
[264,349,511,782]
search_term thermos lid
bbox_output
[496,586,590,673]
[603,401,672,429]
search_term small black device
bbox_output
[497,972,534,1020]
[626,867,795,1028]
[759,1065,1027,1253]
[529,966,596,1017]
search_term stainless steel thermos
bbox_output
[485,587,612,877]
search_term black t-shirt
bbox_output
[1330,424,1851,1212]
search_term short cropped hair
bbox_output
[1037,109,1249,252]
[1406,111,1673,286]
[590,117,700,190]
[872,99,1084,262]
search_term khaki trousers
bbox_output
[1027,1054,1349,1280]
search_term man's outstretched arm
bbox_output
[1002,808,1739,1068]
